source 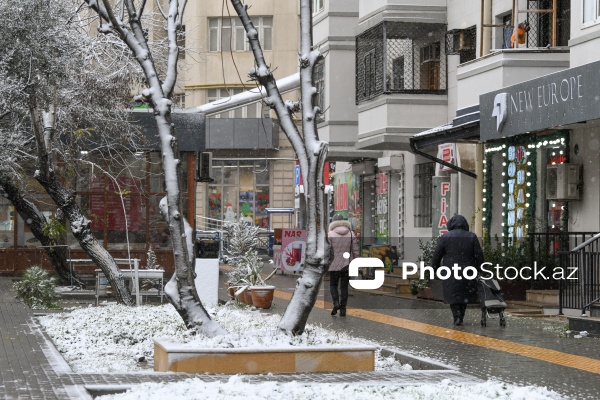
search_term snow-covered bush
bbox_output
[13,266,61,309]
[224,218,260,257]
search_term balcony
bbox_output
[455,49,570,110]
[355,21,448,150]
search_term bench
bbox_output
[68,259,164,305]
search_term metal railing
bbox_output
[558,232,600,316]
[195,216,272,259]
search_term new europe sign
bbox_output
[480,60,600,141]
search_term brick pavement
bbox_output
[2,274,599,399]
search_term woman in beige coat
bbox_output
[327,215,359,316]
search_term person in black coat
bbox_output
[431,215,484,326]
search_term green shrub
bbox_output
[13,266,61,309]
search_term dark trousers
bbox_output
[329,269,350,307]
[450,303,467,322]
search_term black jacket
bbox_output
[431,215,484,305]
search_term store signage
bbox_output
[375,173,388,243]
[480,60,600,141]
[505,145,529,239]
[432,176,452,237]
[280,229,306,272]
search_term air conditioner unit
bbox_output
[546,163,580,200]
[197,152,214,183]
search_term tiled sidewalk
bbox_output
[0,277,481,399]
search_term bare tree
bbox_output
[230,0,330,335]
[0,177,86,287]
[0,0,136,305]
[82,0,225,336]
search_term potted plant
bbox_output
[410,279,430,296]
[224,219,261,303]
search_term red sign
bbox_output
[280,228,306,271]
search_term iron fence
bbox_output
[526,231,600,314]
[356,21,447,104]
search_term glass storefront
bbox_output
[208,160,270,227]
[0,197,14,248]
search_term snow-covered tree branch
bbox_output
[230,0,329,335]
[83,0,225,336]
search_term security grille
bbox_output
[526,0,570,48]
[445,26,477,64]
[356,22,447,104]
[413,162,435,228]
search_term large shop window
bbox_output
[414,162,435,228]
[0,197,14,248]
[208,160,270,228]
[70,152,189,251]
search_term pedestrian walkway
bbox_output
[266,271,600,399]
[1,273,599,399]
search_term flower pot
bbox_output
[226,282,236,299]
[250,285,275,309]
[417,287,434,300]
[243,287,253,305]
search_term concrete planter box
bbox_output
[154,338,376,374]
[526,290,559,306]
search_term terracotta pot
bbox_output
[226,283,236,299]
[250,285,275,309]
[243,287,253,304]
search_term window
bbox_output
[313,59,325,122]
[312,0,324,15]
[502,14,513,49]
[392,56,405,90]
[206,88,262,118]
[0,197,14,248]
[413,162,434,228]
[362,50,376,98]
[208,17,273,52]
[421,42,441,90]
[208,160,270,227]
[583,0,600,24]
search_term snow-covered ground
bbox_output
[38,302,566,399]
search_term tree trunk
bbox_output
[0,177,85,287]
[34,171,133,305]
[28,95,133,306]
[230,0,330,335]
[81,0,225,336]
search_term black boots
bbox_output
[331,303,340,316]
[331,304,346,316]
[450,304,465,326]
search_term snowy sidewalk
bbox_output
[0,277,483,399]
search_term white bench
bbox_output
[67,258,164,306]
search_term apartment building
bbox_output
[180,1,301,229]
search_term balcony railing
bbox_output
[356,21,447,104]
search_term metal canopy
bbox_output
[409,107,481,178]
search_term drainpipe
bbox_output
[481,0,492,57]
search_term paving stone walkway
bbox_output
[2,274,599,399]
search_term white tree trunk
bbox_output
[84,0,224,336]
[230,0,330,335]
[28,98,133,305]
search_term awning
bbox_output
[409,106,481,178]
